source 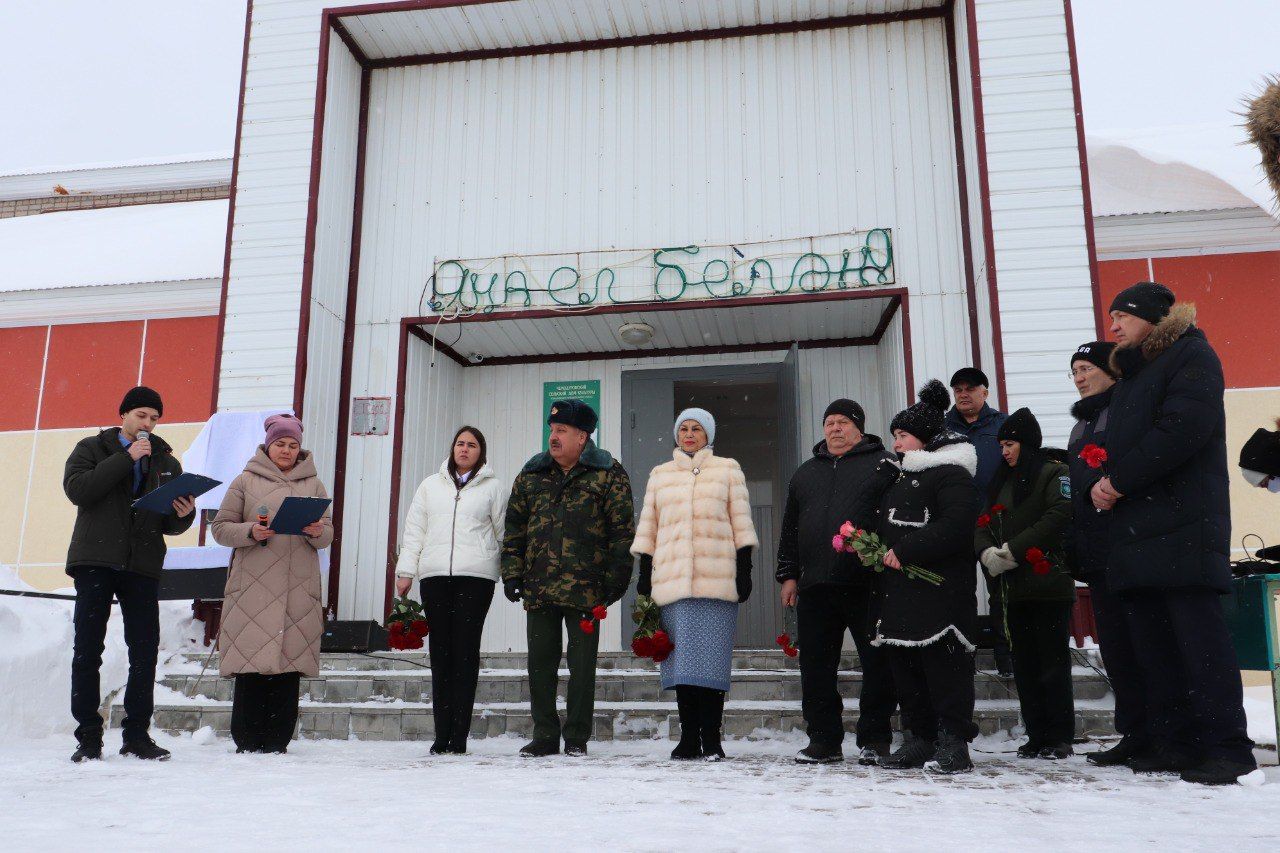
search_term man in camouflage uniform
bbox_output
[502,398,635,757]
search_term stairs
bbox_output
[116,649,1116,743]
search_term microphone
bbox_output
[257,505,270,547]
[136,429,151,479]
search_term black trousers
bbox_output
[797,584,897,748]
[1087,576,1147,742]
[71,566,159,744]
[420,576,495,749]
[230,673,301,752]
[1006,600,1075,745]
[1120,587,1254,765]
[886,634,979,742]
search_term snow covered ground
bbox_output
[2,732,1279,851]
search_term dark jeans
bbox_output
[797,583,897,748]
[1007,600,1075,745]
[527,604,600,743]
[231,672,301,752]
[1120,587,1255,765]
[886,634,979,742]
[420,576,495,749]
[71,566,159,744]
[1088,576,1147,742]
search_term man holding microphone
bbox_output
[65,386,196,762]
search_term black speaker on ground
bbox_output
[321,620,388,652]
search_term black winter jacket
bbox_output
[776,436,897,589]
[63,428,194,580]
[1067,387,1114,581]
[1105,304,1231,594]
[873,433,981,648]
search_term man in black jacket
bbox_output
[776,399,898,765]
[65,386,196,763]
[1093,283,1256,785]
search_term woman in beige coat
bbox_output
[212,414,332,754]
[631,408,757,760]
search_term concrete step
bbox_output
[158,667,1111,705]
[122,698,1116,743]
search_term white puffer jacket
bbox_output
[396,461,505,582]
[631,447,759,607]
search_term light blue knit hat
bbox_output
[673,407,716,445]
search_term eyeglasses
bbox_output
[1068,364,1098,379]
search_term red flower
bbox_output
[1033,560,1052,575]
[990,504,1007,514]
[410,619,430,637]
[652,649,672,663]
[653,630,671,647]
[406,633,425,649]
[776,633,791,648]
[1079,444,1108,469]
[389,621,404,636]
[976,514,992,529]
[631,635,655,658]
[579,619,596,635]
[1024,547,1045,564]
[783,646,799,658]
[592,605,609,621]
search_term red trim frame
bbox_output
[210,0,254,413]
[1062,0,1105,339]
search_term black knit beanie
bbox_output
[997,407,1042,452]
[890,380,950,445]
[547,398,598,434]
[1109,282,1175,324]
[1070,341,1117,377]
[119,386,163,417]
[822,398,866,433]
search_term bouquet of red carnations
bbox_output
[385,595,429,650]
[579,605,609,635]
[833,521,944,586]
[630,595,674,663]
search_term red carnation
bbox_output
[410,619,430,637]
[579,619,595,635]
[631,635,655,658]
[976,514,992,529]
[1033,560,1052,575]
[776,633,791,648]
[389,621,404,636]
[783,646,799,658]
[652,648,672,663]
[990,504,1007,513]
[592,605,609,621]
[1024,547,1045,564]
[1079,444,1108,469]
[409,633,425,649]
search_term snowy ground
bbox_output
[3,732,1279,851]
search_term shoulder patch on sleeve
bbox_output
[1059,476,1071,498]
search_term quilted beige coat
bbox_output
[212,447,333,677]
[630,447,758,606]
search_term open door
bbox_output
[620,373,676,626]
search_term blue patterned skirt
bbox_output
[658,597,738,692]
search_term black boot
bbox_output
[1180,757,1259,786]
[1037,743,1073,760]
[698,688,727,762]
[795,741,843,764]
[925,732,973,774]
[71,735,103,763]
[1086,735,1147,767]
[857,742,891,767]
[519,739,560,757]
[1127,743,1198,774]
[119,735,171,761]
[878,734,935,769]
[670,686,702,760]
[563,740,588,757]
[1016,739,1044,759]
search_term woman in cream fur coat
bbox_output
[631,407,758,760]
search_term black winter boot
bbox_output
[119,736,171,761]
[71,735,103,763]
[858,742,891,766]
[795,741,843,764]
[563,740,589,757]
[1127,743,1198,774]
[519,739,560,758]
[1180,757,1259,786]
[925,732,973,774]
[1016,739,1044,759]
[879,734,936,769]
[698,688,727,761]
[1037,743,1073,760]
[1086,735,1147,767]
[670,686,702,760]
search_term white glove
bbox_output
[981,545,1018,576]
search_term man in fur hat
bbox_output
[1095,282,1256,784]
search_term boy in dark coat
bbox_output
[874,380,981,774]
[1095,282,1256,785]
[975,408,1074,759]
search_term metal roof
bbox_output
[0,156,232,202]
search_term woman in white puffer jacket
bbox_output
[395,426,505,755]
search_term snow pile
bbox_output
[1245,685,1278,748]
[0,567,205,741]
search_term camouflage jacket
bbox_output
[501,442,635,612]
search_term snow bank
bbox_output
[0,567,206,741]
[1246,685,1278,748]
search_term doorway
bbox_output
[621,354,801,647]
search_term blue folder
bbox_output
[131,473,222,514]
[269,496,332,535]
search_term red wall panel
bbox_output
[140,316,218,423]
[1098,252,1280,390]
[40,321,144,429]
[1096,258,1149,333]
[0,326,50,431]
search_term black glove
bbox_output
[736,547,753,603]
[637,554,653,597]
[502,578,523,603]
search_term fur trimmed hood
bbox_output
[1246,76,1280,209]
[901,432,977,477]
[1108,302,1196,375]
[521,440,615,474]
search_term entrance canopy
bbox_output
[406,289,904,367]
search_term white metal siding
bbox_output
[1095,208,1280,260]
[972,0,1095,442]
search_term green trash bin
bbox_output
[1223,573,1280,750]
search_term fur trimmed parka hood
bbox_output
[900,432,978,477]
[1246,76,1280,209]
[1108,302,1197,377]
